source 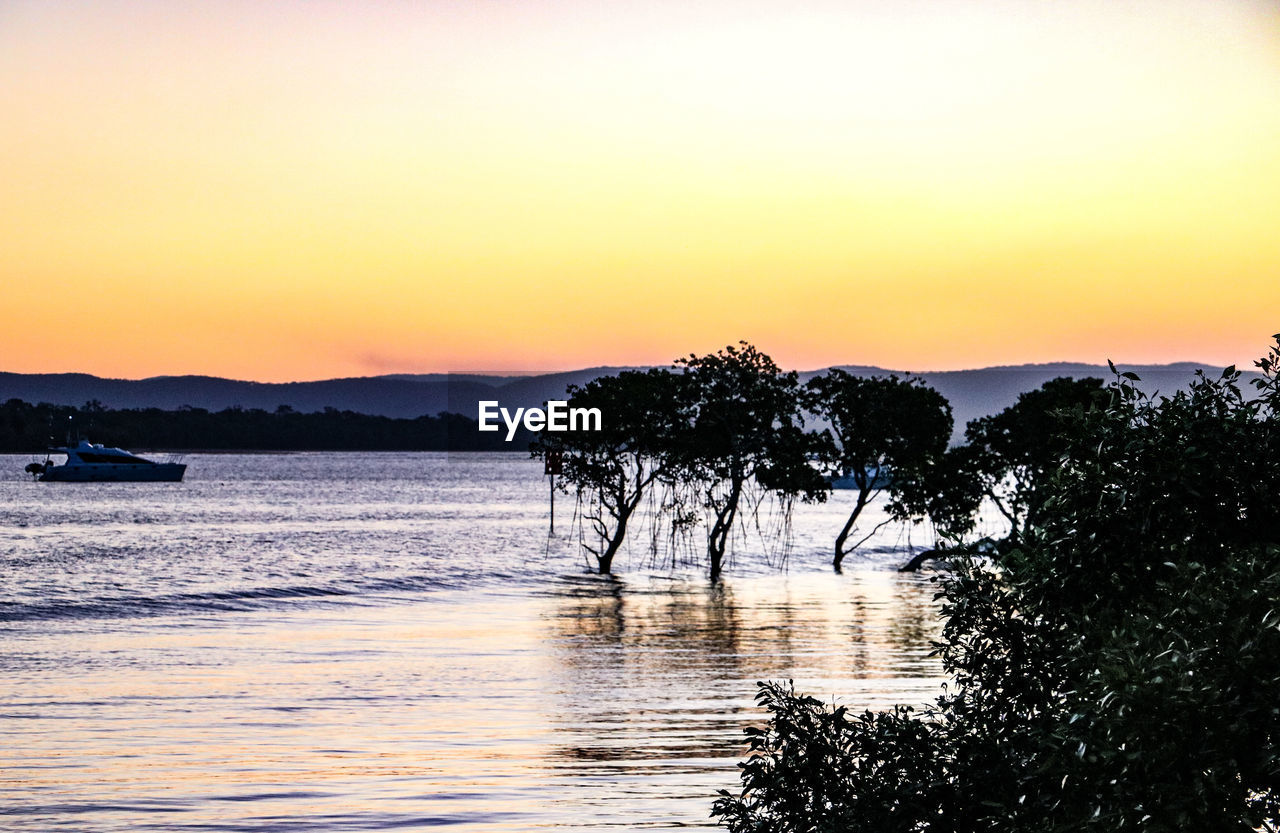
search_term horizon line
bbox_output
[0,358,1254,386]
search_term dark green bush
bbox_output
[714,339,1280,832]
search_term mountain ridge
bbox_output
[1,362,1260,441]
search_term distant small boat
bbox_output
[34,440,186,482]
[829,466,893,490]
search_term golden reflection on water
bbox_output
[3,570,944,831]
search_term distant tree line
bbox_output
[0,399,534,452]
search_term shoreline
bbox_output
[2,447,532,455]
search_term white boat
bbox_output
[34,440,186,482]
[829,466,893,490]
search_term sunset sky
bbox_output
[2,0,1278,381]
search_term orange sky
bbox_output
[2,0,1279,381]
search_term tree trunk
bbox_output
[898,549,939,572]
[708,517,728,580]
[833,489,871,572]
[707,477,743,580]
[597,500,634,574]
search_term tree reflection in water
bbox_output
[536,570,945,827]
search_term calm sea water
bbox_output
[1,452,947,831]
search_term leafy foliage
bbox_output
[673,343,828,578]
[531,369,688,573]
[713,338,1280,832]
[961,376,1107,538]
[886,443,985,546]
[805,371,954,569]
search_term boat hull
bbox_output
[40,463,186,482]
[830,469,893,490]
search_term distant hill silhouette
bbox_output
[1,362,1258,442]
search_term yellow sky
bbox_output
[2,0,1278,380]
